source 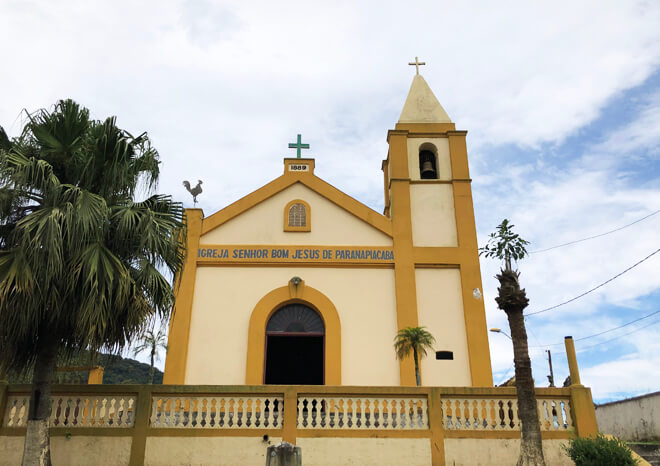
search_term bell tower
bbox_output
[383,69,493,387]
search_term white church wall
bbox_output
[409,184,458,247]
[415,268,472,386]
[185,266,400,386]
[199,183,392,246]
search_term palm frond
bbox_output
[394,326,436,360]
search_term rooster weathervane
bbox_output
[183,179,203,205]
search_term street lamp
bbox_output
[489,327,512,340]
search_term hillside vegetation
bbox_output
[5,351,163,385]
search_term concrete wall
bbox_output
[1,435,578,466]
[297,438,431,466]
[596,391,660,441]
[0,436,132,466]
[145,436,282,466]
[444,438,572,466]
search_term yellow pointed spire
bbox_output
[398,74,452,123]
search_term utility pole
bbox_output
[546,349,555,387]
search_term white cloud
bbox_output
[1,0,659,396]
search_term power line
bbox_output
[575,318,660,352]
[529,208,660,254]
[529,308,660,348]
[536,318,660,357]
[525,247,660,316]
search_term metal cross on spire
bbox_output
[408,56,426,75]
[288,134,310,159]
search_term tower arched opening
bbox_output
[419,144,438,179]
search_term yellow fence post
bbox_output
[128,386,153,466]
[428,388,446,466]
[282,386,298,444]
[87,366,104,384]
[564,336,598,437]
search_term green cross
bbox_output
[288,134,310,158]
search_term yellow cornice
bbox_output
[394,123,457,133]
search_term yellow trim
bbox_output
[381,158,391,217]
[245,282,341,385]
[568,384,599,437]
[201,162,392,238]
[283,199,311,232]
[296,430,431,438]
[163,209,203,384]
[564,337,581,386]
[196,244,394,265]
[394,123,457,133]
[442,430,571,439]
[448,132,493,386]
[284,157,315,174]
[88,367,104,384]
[384,125,493,387]
[388,130,419,386]
[565,337,599,437]
[428,388,447,465]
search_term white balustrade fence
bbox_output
[2,394,135,428]
[149,396,284,429]
[297,396,429,430]
[441,396,572,431]
[2,390,572,434]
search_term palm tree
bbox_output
[480,219,545,466]
[394,326,436,386]
[0,100,185,465]
[133,325,168,384]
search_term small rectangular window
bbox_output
[435,351,454,360]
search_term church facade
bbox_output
[163,73,493,388]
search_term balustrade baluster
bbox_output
[219,398,226,427]
[509,399,519,429]
[419,399,428,429]
[555,400,565,429]
[446,400,454,429]
[297,397,305,428]
[108,398,118,427]
[150,397,160,427]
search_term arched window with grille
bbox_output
[284,199,311,231]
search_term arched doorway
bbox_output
[264,303,325,385]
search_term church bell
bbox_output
[421,160,436,179]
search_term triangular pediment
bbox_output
[200,174,392,244]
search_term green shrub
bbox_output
[563,434,638,466]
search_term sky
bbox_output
[1,0,659,402]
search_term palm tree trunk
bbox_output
[22,333,57,466]
[496,269,545,466]
[149,349,155,384]
[413,347,421,386]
